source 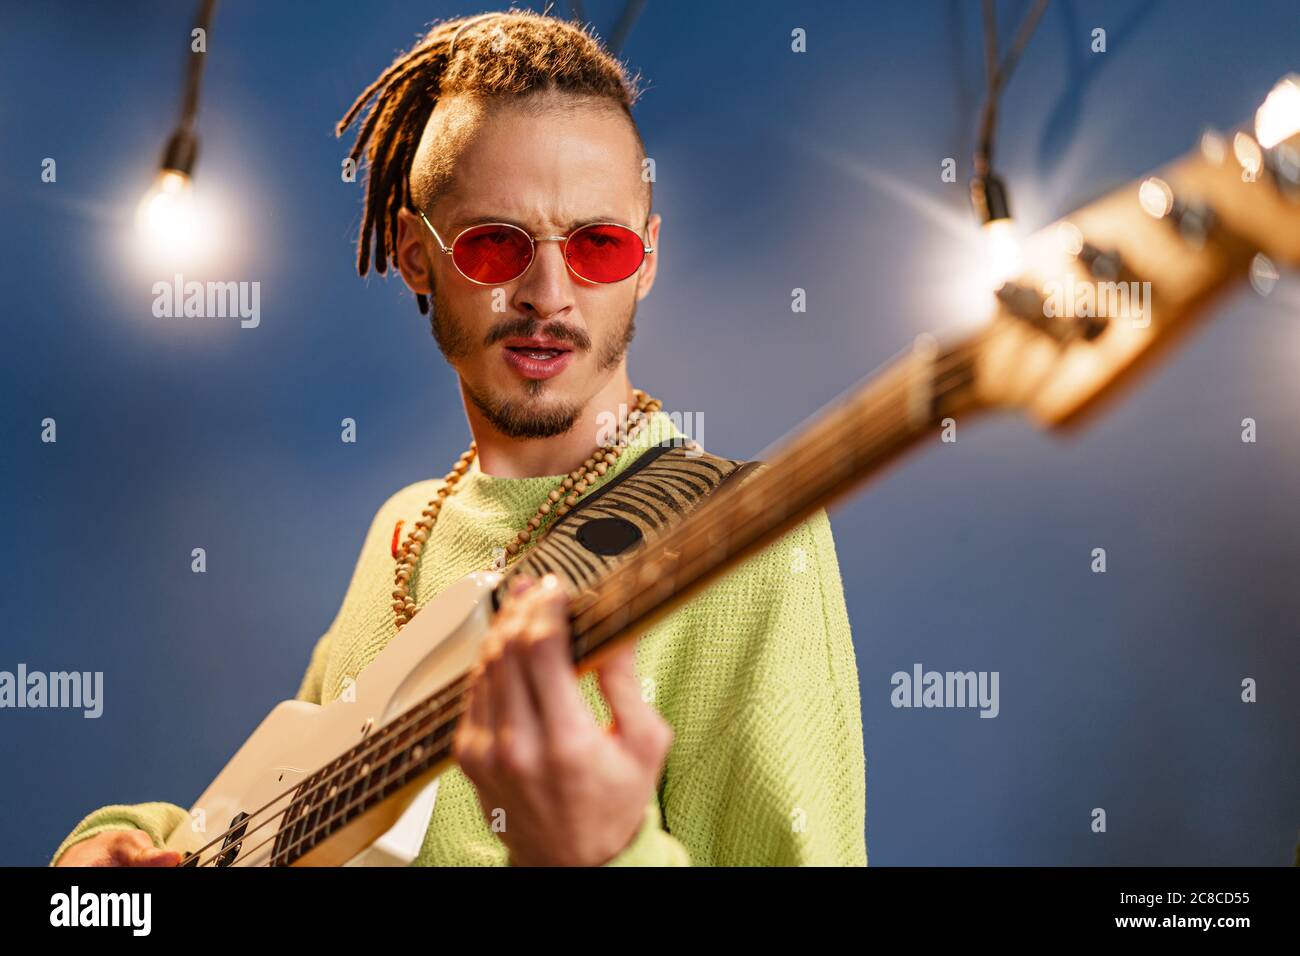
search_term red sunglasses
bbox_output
[417,210,654,285]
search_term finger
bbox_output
[480,580,540,749]
[500,573,535,626]
[453,663,489,770]
[491,575,534,653]
[135,847,182,867]
[459,573,538,779]
[517,575,592,741]
[107,830,152,862]
[488,637,543,775]
[467,662,495,767]
[597,641,673,763]
[108,832,162,867]
[477,577,535,739]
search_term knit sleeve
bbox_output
[49,803,190,866]
[604,508,867,866]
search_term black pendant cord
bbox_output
[975,0,1050,178]
[178,0,218,131]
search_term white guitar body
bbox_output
[163,571,502,867]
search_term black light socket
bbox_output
[970,172,1011,224]
[159,127,199,177]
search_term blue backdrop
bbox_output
[2,0,1297,865]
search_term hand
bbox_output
[55,830,181,867]
[453,573,673,866]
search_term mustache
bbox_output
[483,316,592,352]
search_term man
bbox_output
[52,10,865,867]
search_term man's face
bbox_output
[397,93,660,439]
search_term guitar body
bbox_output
[163,571,501,867]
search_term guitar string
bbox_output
[226,691,480,863]
[183,663,481,866]
[566,336,984,640]
[183,337,981,866]
[180,337,984,866]
[208,145,1294,862]
[136,69,1289,865]
[227,342,970,867]
[218,692,476,866]
[173,404,675,867]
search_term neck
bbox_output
[462,367,637,478]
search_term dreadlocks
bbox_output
[337,9,646,314]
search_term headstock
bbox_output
[972,75,1300,429]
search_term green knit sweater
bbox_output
[51,413,867,866]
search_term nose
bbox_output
[512,238,576,322]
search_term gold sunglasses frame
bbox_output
[417,210,654,286]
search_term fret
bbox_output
[317,754,349,843]
[252,86,1300,865]
[270,340,971,865]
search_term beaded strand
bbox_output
[390,389,661,629]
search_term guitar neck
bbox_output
[566,330,986,670]
[263,76,1300,865]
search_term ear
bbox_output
[634,212,661,302]
[395,207,436,296]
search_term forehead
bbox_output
[425,93,647,230]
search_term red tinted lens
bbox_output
[451,224,533,283]
[565,224,646,283]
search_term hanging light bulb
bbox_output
[964,0,1048,298]
[980,217,1023,288]
[136,172,197,254]
[135,1,219,267]
[971,171,1022,289]
[136,123,205,262]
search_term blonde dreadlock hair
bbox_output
[337,10,646,315]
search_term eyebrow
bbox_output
[450,213,640,234]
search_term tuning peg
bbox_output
[1055,220,1123,282]
[1200,128,1228,165]
[994,281,1045,321]
[1138,176,1217,247]
[1077,241,1123,282]
[995,281,1104,343]
[1170,198,1218,247]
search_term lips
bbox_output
[501,335,575,352]
[500,336,575,380]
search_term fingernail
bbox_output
[540,573,560,591]
[509,575,533,595]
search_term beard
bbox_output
[429,286,637,440]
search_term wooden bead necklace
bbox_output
[390,389,662,629]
